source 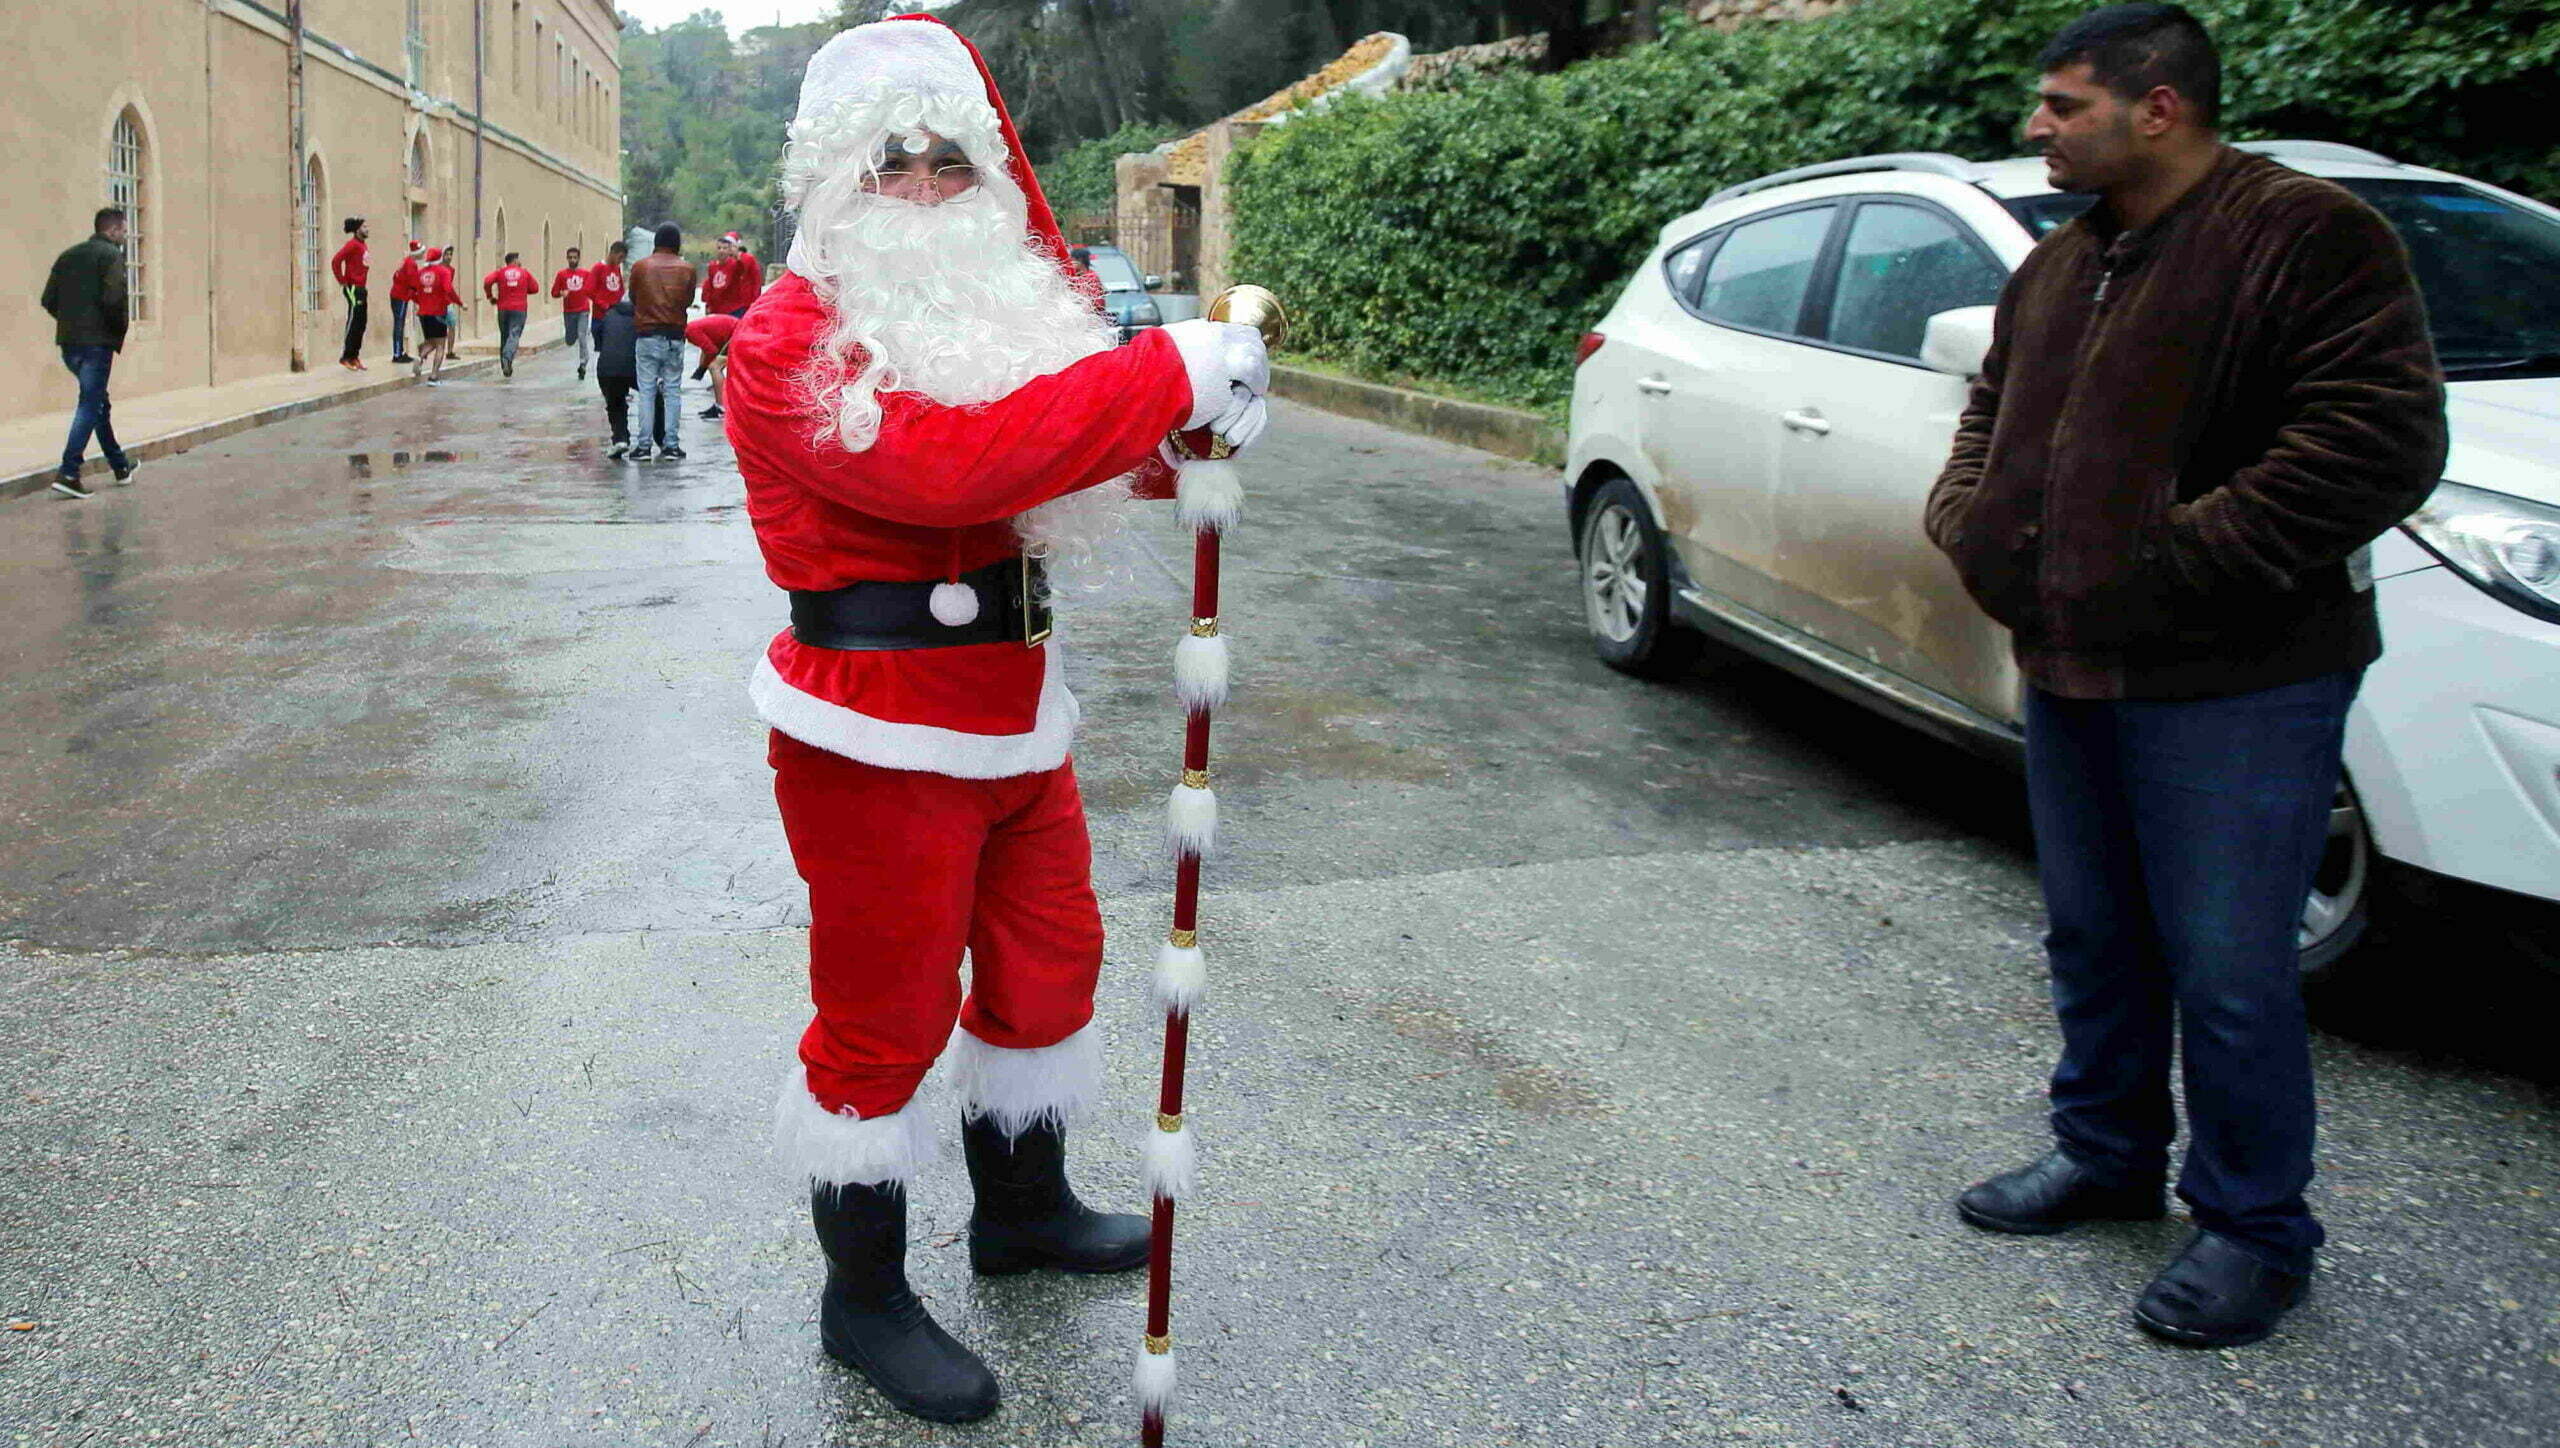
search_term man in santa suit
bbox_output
[723,13,1268,1425]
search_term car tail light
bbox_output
[1575,332,1606,367]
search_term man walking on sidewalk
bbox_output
[484,252,538,378]
[38,206,137,499]
[552,246,593,380]
[411,247,462,386]
[388,239,424,364]
[628,223,696,461]
[330,217,372,371]
[1927,3,2446,1349]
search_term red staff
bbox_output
[1137,284,1286,1447]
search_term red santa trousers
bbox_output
[769,729,1106,1183]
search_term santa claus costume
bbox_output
[724,14,1269,1426]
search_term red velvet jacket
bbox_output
[727,271,1192,777]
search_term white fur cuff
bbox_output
[948,1023,1104,1136]
[1162,319,1237,431]
[1153,939,1207,1014]
[1174,631,1230,710]
[1134,1341,1178,1411]
[773,1062,938,1186]
[1166,781,1218,858]
[1175,458,1244,534]
[1143,1117,1198,1201]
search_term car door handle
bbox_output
[1636,376,1674,395]
[1781,409,1832,436]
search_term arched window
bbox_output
[106,108,147,321]
[303,155,326,311]
[407,131,429,190]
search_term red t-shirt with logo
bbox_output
[413,265,459,317]
[484,265,538,313]
[330,236,369,287]
[550,266,592,313]
[588,262,625,316]
[702,252,765,314]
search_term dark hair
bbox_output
[94,206,125,231]
[343,216,364,233]
[654,223,681,250]
[608,240,628,256]
[504,251,520,263]
[2040,4,2220,125]
[566,245,581,255]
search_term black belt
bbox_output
[789,556,1053,650]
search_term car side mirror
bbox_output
[1144,274,1164,291]
[1921,306,1996,378]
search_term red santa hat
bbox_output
[424,247,442,262]
[784,13,1077,281]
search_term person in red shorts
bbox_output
[727,15,1268,1424]
[329,217,371,371]
[482,252,538,378]
[551,245,594,380]
[410,247,463,385]
[686,311,738,421]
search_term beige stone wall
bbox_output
[1687,0,1860,28]
[4,0,623,430]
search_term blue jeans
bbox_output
[391,298,411,357]
[59,345,129,479]
[2024,670,2359,1274]
[564,310,591,370]
[497,309,527,368]
[635,333,685,448]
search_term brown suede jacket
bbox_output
[1924,148,2447,700]
[630,249,698,336]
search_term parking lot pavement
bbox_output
[0,366,2552,1445]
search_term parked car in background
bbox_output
[1566,140,2560,982]
[1076,242,1171,343]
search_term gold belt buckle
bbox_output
[1020,555,1054,646]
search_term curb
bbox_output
[6,340,556,503]
[1269,364,1563,466]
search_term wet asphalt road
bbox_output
[0,359,2553,1447]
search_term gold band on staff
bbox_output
[1181,768,1210,790]
[1156,1111,1183,1132]
[1168,927,1198,948]
[1145,1333,1173,1355]
[1190,617,1220,637]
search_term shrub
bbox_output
[1231,0,2560,410]
[1040,121,1186,220]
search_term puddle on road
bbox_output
[347,451,477,477]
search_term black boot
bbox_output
[809,1181,1000,1423]
[962,1115,1151,1276]
[1957,1148,2165,1235]
[2134,1230,2311,1348]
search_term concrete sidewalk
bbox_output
[3,320,568,500]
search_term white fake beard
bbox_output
[798,189,1136,574]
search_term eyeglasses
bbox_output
[865,158,982,200]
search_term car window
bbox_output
[1825,202,2008,360]
[1664,235,1716,304]
[1087,249,1146,292]
[1696,206,1834,336]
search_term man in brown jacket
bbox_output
[1925,4,2445,1348]
[629,222,700,460]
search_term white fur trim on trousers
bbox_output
[1134,1340,1178,1411]
[947,1022,1103,1137]
[774,1061,939,1187]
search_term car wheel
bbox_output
[2297,778,2373,986]
[1579,477,1697,676]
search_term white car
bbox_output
[1567,140,2560,980]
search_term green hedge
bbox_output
[1039,122,1186,220]
[1231,0,2560,411]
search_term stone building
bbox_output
[3,0,623,429]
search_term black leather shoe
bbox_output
[2134,1230,2310,1348]
[1957,1148,2165,1235]
[963,1115,1151,1276]
[810,1182,1000,1424]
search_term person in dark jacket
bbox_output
[38,206,138,498]
[593,298,642,460]
[1926,5,2445,1350]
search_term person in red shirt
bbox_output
[702,231,764,319]
[387,240,424,364]
[329,217,371,371]
[685,311,740,422]
[550,245,593,380]
[482,251,539,378]
[588,239,628,324]
[410,247,464,385]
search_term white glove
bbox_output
[1164,318,1271,430]
[1208,387,1269,454]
